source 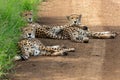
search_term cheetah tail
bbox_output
[63,48,75,52]
[13,55,29,61]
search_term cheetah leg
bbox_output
[42,29,67,39]
[46,45,60,49]
[70,34,83,43]
[14,53,30,61]
[91,31,117,39]
[51,48,75,56]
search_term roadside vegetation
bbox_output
[0,0,42,78]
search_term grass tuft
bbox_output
[0,0,42,78]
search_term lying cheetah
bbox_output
[14,38,75,60]
[42,13,117,41]
[21,24,67,39]
[60,14,117,40]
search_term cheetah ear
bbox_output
[20,11,25,17]
[79,14,82,18]
[20,27,24,32]
[29,10,33,15]
[79,14,82,21]
[20,12,23,17]
[17,42,21,46]
[30,10,33,12]
[66,16,70,20]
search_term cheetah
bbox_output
[21,24,67,39]
[61,14,117,40]
[14,38,75,60]
[45,14,89,35]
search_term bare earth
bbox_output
[9,0,120,80]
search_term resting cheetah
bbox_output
[61,14,117,40]
[14,38,75,60]
[21,24,67,39]
[45,14,89,35]
[56,14,117,39]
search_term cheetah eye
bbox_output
[30,13,32,15]
[31,46,34,48]
[71,17,73,19]
[24,47,29,50]
[76,17,79,19]
[25,29,27,31]
[25,14,27,16]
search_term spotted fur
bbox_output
[60,26,89,43]
[66,14,88,30]
[21,11,117,40]
[89,31,117,39]
[21,23,67,39]
[14,38,75,60]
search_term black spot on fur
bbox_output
[20,55,28,61]
[83,40,89,43]
[63,52,68,56]
[83,26,88,30]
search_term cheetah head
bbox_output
[66,14,82,26]
[21,11,33,23]
[21,26,35,38]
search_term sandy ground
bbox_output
[8,0,120,80]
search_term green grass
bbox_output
[0,0,42,78]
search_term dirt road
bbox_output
[9,0,120,80]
